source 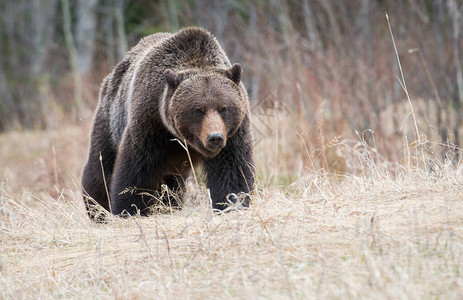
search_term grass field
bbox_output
[1,113,463,299]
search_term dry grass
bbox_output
[1,114,463,299]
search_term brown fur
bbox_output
[81,27,255,218]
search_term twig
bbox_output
[99,152,112,214]
[171,139,198,186]
[386,12,426,164]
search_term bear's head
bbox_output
[161,64,247,158]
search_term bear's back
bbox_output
[128,32,172,57]
[127,27,230,74]
[156,27,231,69]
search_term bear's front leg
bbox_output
[110,133,167,216]
[202,120,255,211]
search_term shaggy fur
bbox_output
[81,27,255,217]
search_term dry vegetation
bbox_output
[1,111,463,299]
[1,1,463,298]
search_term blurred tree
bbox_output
[0,0,58,130]
[76,0,98,76]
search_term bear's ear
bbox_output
[226,63,242,85]
[164,69,184,89]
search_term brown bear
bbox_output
[81,27,255,217]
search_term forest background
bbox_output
[1,0,462,165]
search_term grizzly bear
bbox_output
[81,27,255,217]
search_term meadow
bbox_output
[1,111,462,299]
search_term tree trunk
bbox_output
[115,0,128,61]
[75,0,98,76]
[61,0,83,109]
[449,0,462,154]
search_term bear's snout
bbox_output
[200,110,227,154]
[206,133,225,150]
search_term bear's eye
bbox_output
[219,107,227,115]
[195,108,205,116]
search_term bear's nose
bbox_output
[206,133,225,149]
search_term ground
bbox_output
[1,117,462,299]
